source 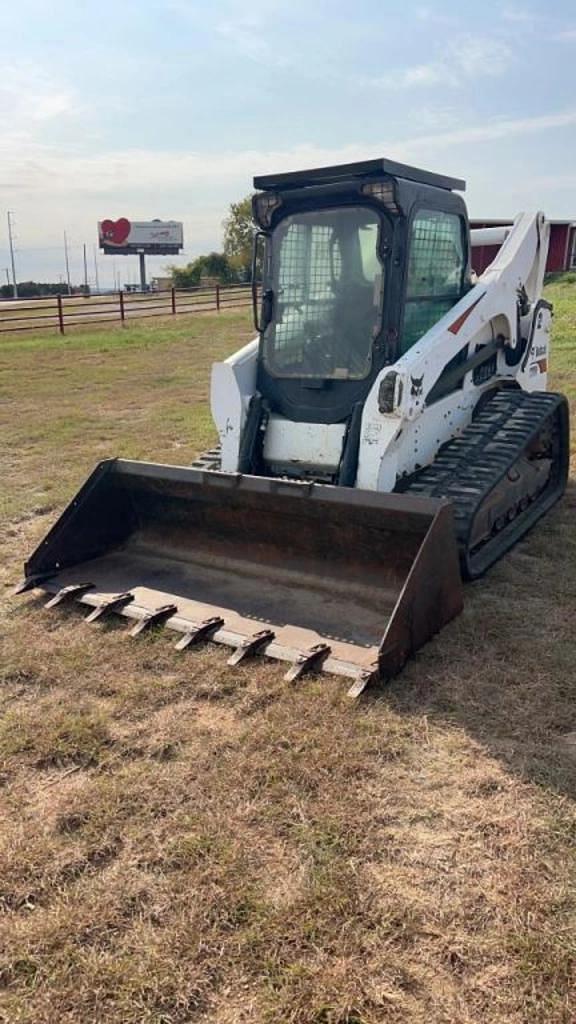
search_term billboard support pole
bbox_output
[93,246,100,293]
[138,252,146,291]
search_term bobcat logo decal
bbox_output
[410,375,424,397]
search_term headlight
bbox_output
[361,181,399,213]
[378,371,402,413]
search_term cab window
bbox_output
[263,207,385,380]
[401,209,465,354]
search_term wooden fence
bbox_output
[0,283,252,336]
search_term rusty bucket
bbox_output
[18,459,463,695]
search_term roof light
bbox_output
[252,192,283,229]
[361,181,399,213]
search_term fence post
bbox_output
[215,284,220,312]
[57,294,65,335]
[119,290,125,324]
[171,286,176,315]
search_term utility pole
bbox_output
[63,231,72,295]
[83,243,89,293]
[4,268,10,286]
[7,212,18,298]
[138,250,146,291]
[92,245,100,293]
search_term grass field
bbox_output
[1,291,575,1024]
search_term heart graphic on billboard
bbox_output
[101,218,131,245]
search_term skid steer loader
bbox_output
[17,158,570,696]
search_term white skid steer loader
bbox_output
[18,159,570,695]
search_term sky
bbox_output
[1,0,576,288]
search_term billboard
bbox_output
[98,218,183,255]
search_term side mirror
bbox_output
[252,231,272,333]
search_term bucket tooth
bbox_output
[129,603,178,637]
[13,573,55,595]
[284,643,332,682]
[45,583,94,609]
[227,629,275,666]
[85,592,134,623]
[347,666,379,699]
[175,616,225,651]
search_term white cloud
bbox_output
[552,27,576,41]
[415,6,457,27]
[501,9,576,42]
[405,104,461,130]
[0,62,77,126]
[520,174,576,190]
[216,13,282,65]
[406,108,576,149]
[452,35,512,76]
[357,34,513,91]
[402,64,452,87]
[501,6,540,27]
[167,0,294,68]
[2,105,575,278]
[3,107,575,203]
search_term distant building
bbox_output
[151,276,173,291]
[470,219,576,275]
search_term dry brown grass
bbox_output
[0,298,575,1023]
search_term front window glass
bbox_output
[401,209,465,354]
[263,207,384,380]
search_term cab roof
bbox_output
[254,158,466,194]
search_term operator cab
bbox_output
[247,158,471,481]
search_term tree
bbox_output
[170,252,235,288]
[0,281,80,298]
[169,263,201,288]
[223,196,255,280]
[198,252,236,283]
[169,194,257,288]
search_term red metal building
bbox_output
[470,219,576,275]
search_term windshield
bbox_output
[262,206,385,380]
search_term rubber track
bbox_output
[403,389,568,578]
[192,392,568,579]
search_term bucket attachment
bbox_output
[17,459,463,696]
